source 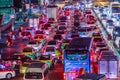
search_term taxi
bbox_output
[33,35,45,41]
[92,32,102,38]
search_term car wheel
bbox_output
[6,73,12,79]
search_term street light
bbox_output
[28,0,32,18]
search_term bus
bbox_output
[63,37,93,80]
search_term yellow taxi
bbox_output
[21,47,35,55]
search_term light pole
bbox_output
[28,0,32,18]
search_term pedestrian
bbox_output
[12,60,17,68]
[18,26,23,37]
[12,34,15,40]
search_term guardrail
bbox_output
[92,8,120,57]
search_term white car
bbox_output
[27,40,43,51]
[44,47,56,56]
[0,64,15,79]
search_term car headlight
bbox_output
[66,62,71,65]
[114,32,118,34]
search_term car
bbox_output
[58,26,66,32]
[106,19,114,26]
[39,54,55,68]
[27,40,43,51]
[25,27,35,37]
[95,47,109,60]
[48,18,55,23]
[33,35,45,41]
[44,47,56,56]
[100,14,108,20]
[94,42,108,50]
[34,30,45,36]
[87,19,95,24]
[0,64,15,79]
[53,34,63,42]
[59,22,67,26]
[93,5,99,10]
[47,40,58,48]
[112,27,120,40]
[61,39,70,49]
[59,16,67,22]
[24,62,49,80]
[56,30,66,39]
[21,31,32,40]
[84,9,91,14]
[93,37,104,44]
[21,47,35,55]
[92,32,102,38]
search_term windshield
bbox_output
[66,50,88,60]
[25,72,43,79]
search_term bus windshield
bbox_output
[65,50,88,60]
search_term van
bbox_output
[24,62,49,80]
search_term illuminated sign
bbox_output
[0,0,12,7]
[0,8,12,15]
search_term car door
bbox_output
[99,61,108,78]
[109,61,118,78]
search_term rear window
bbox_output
[23,48,32,52]
[54,35,62,40]
[21,32,31,36]
[96,43,107,47]
[48,41,56,45]
[40,55,50,60]
[28,41,37,44]
[34,35,43,39]
[93,38,103,42]
[46,47,55,52]
[35,31,44,34]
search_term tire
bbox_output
[6,73,12,79]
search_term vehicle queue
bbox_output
[0,1,119,80]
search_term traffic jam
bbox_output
[0,1,120,80]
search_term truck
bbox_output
[98,51,119,79]
[47,4,58,20]
[63,37,93,80]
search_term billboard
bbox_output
[0,0,13,7]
